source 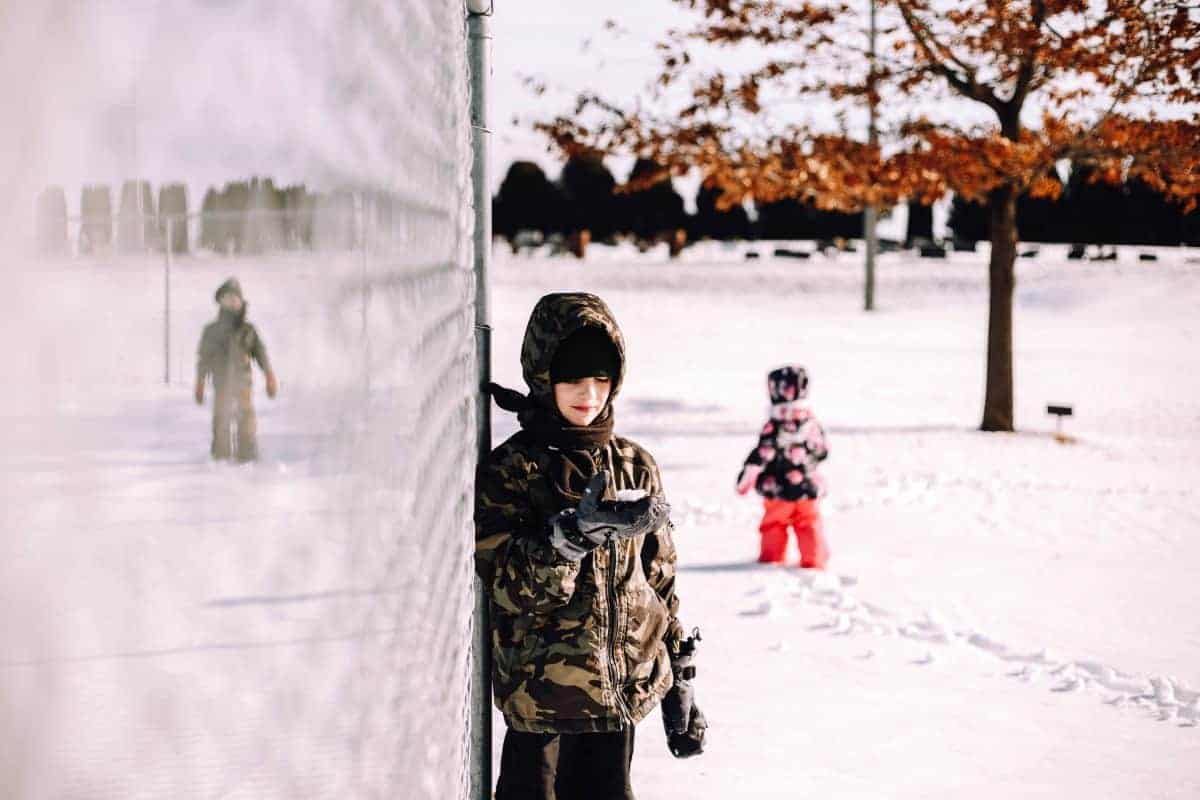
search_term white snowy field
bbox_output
[2,242,1198,798]
[487,243,1200,799]
[2,250,478,798]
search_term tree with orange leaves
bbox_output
[538,1,1200,432]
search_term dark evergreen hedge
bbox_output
[158,183,189,253]
[79,185,112,254]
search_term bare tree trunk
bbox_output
[981,184,1018,432]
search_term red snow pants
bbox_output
[758,498,829,568]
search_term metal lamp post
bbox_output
[864,0,879,312]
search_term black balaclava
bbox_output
[550,326,621,384]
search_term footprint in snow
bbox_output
[1051,676,1084,693]
[796,570,841,593]
[1008,665,1041,683]
[808,613,854,635]
[790,573,1199,730]
[739,600,776,617]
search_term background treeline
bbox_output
[36,178,362,256]
[495,156,1200,247]
[947,167,1200,246]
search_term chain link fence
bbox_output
[2,2,478,798]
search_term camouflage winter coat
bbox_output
[196,308,271,392]
[475,293,685,734]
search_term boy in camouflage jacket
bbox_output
[736,365,831,568]
[194,277,277,462]
[477,293,705,800]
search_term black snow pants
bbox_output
[495,727,636,800]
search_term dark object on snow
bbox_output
[919,243,947,258]
[567,228,590,259]
[198,187,224,253]
[773,247,810,259]
[1139,252,1158,262]
[878,238,902,253]
[36,186,68,256]
[668,228,687,259]
[282,184,314,249]
[509,229,544,255]
[905,200,934,249]
[1047,404,1074,443]
[79,185,113,254]
[118,180,157,252]
[245,177,286,253]
[756,196,862,240]
[494,161,569,242]
[624,159,687,244]
[692,184,752,241]
[662,629,706,759]
[952,238,977,252]
[158,183,189,254]
[744,251,761,260]
[1067,243,1087,260]
[1019,247,1040,258]
[818,237,857,254]
[1090,246,1118,262]
[560,154,621,243]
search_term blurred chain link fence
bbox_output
[2,2,477,798]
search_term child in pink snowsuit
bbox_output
[736,365,831,568]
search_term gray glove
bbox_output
[548,470,670,560]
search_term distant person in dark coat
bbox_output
[195,277,277,461]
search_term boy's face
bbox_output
[553,377,611,427]
[218,293,244,313]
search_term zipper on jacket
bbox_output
[593,446,632,725]
[606,537,632,724]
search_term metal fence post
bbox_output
[468,2,494,799]
[164,216,172,385]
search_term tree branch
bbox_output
[895,1,1003,112]
[1008,0,1046,111]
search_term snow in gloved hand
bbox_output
[548,471,669,560]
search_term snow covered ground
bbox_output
[3,242,1198,797]
[488,243,1200,799]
